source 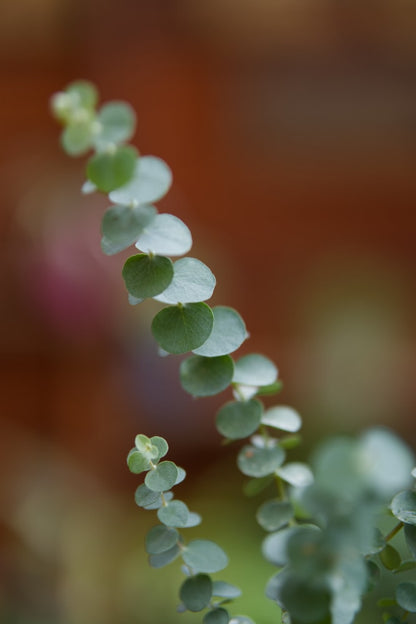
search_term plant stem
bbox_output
[385,521,404,542]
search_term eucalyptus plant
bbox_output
[51,80,416,624]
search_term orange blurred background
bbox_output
[1,2,415,623]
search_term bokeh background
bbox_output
[1,1,415,623]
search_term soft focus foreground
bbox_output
[1,2,416,624]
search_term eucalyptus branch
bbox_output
[51,80,416,624]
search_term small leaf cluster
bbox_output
[128,434,253,624]
[51,81,251,398]
[262,429,416,624]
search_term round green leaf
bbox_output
[126,448,150,474]
[180,354,234,397]
[396,582,416,612]
[135,484,163,509]
[233,354,278,387]
[86,145,137,193]
[279,576,331,623]
[101,203,157,255]
[154,257,216,304]
[109,156,172,206]
[366,560,381,591]
[122,253,173,299]
[256,500,294,532]
[182,540,228,574]
[180,574,212,612]
[134,434,159,459]
[391,490,416,525]
[150,436,169,461]
[135,213,192,256]
[261,406,302,432]
[145,525,179,555]
[263,527,301,567]
[137,490,173,511]
[184,512,202,528]
[157,500,189,527]
[66,80,98,110]
[203,608,229,624]
[395,560,416,573]
[276,462,314,488]
[175,467,186,485]
[405,523,416,559]
[149,543,180,568]
[95,101,136,148]
[145,461,178,492]
[229,618,256,624]
[61,118,94,156]
[212,581,242,599]
[216,399,262,440]
[237,444,285,477]
[193,306,248,357]
[380,544,401,570]
[358,428,415,499]
[243,475,274,497]
[151,302,214,354]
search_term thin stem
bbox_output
[275,475,286,501]
[385,521,404,542]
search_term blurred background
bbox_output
[1,1,415,622]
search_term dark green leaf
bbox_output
[180,574,212,612]
[86,145,137,192]
[405,523,416,559]
[122,253,173,299]
[203,608,229,624]
[216,399,263,440]
[366,560,381,591]
[380,544,401,570]
[394,560,416,573]
[152,303,214,354]
[180,354,234,397]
